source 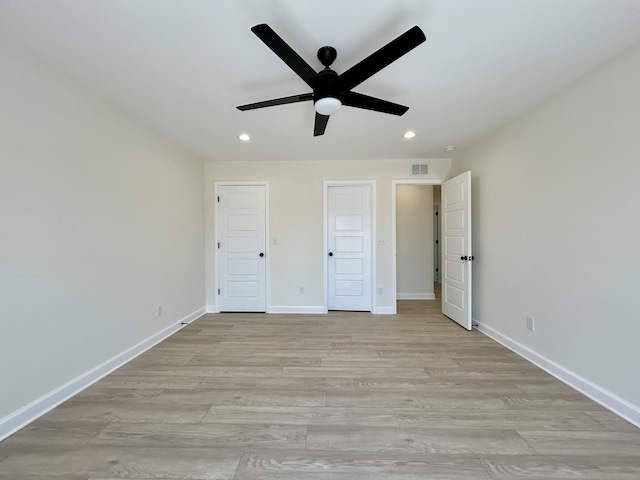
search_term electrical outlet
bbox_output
[157,304,163,317]
[298,286,304,294]
[526,316,535,331]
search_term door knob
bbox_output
[259,252,264,257]
[461,256,468,261]
[328,252,333,256]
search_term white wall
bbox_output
[452,40,640,423]
[205,159,451,312]
[396,185,434,298]
[0,36,205,428]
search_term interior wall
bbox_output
[433,185,441,205]
[205,159,452,312]
[0,36,205,422]
[396,185,434,298]
[452,40,640,418]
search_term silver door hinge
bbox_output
[217,242,220,249]
[217,288,220,295]
[217,196,220,203]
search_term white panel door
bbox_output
[328,185,372,311]
[442,171,472,330]
[218,185,266,312]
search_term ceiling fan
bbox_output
[236,24,426,136]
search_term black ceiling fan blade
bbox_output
[338,26,426,91]
[237,93,313,111]
[341,91,409,116]
[251,24,322,88]
[314,112,330,136]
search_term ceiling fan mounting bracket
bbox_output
[317,46,337,68]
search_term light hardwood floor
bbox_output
[1,297,639,479]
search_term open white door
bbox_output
[442,171,472,330]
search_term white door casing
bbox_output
[326,184,373,311]
[216,184,267,312]
[441,171,472,330]
[434,204,440,283]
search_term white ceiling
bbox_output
[1,0,640,162]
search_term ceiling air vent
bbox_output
[411,164,429,175]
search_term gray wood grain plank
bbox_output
[585,410,640,432]
[188,355,321,367]
[91,374,204,389]
[68,387,164,403]
[517,430,640,456]
[482,454,640,479]
[42,402,210,424]
[0,447,125,477]
[354,378,525,394]
[282,367,429,378]
[153,389,326,407]
[234,450,492,479]
[320,357,458,368]
[88,423,307,449]
[107,447,243,479]
[0,420,109,446]
[394,409,606,431]
[306,425,537,455]
[327,391,509,410]
[499,393,608,411]
[197,376,356,392]
[201,406,398,426]
[129,366,283,377]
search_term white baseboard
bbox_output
[374,306,395,314]
[0,307,206,442]
[474,319,640,429]
[397,293,436,300]
[268,306,325,314]
[210,305,392,315]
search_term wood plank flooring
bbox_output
[1,298,639,479]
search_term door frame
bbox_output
[323,180,376,314]
[433,203,441,283]
[392,179,444,314]
[213,181,270,313]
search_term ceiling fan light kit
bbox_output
[314,97,342,115]
[237,23,426,136]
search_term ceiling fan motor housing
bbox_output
[314,68,341,102]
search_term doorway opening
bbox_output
[392,180,442,314]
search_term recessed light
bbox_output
[238,133,251,142]
[403,131,416,139]
[444,145,455,152]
